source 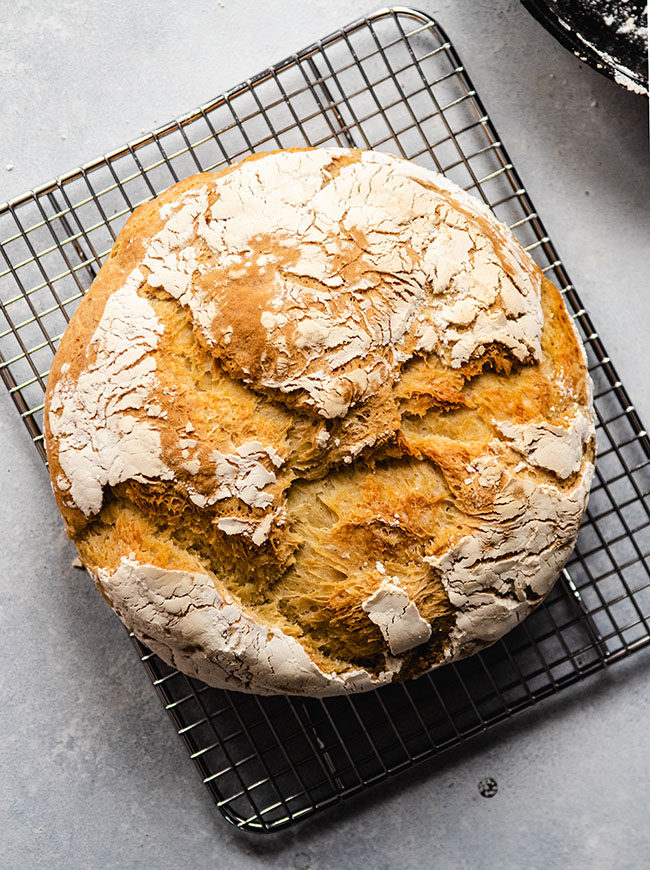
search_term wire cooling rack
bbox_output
[1,6,649,833]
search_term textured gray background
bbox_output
[1,1,649,868]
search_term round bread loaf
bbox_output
[44,148,595,696]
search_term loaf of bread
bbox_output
[44,148,595,695]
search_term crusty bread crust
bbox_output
[44,148,594,695]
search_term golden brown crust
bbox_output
[44,148,594,695]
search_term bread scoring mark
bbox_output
[493,406,592,479]
[48,272,171,516]
[96,556,403,695]
[362,569,432,655]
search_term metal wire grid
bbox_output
[1,6,649,833]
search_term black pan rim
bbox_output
[520,0,648,95]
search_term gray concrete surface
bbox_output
[1,1,648,868]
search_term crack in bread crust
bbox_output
[44,148,595,696]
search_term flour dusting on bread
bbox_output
[44,148,595,696]
[49,272,170,516]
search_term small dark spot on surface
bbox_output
[478,777,498,798]
[293,852,311,870]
